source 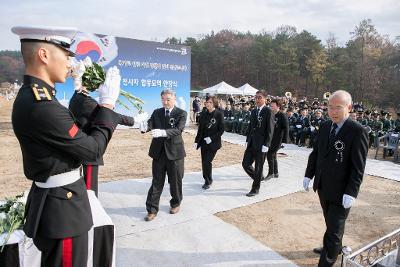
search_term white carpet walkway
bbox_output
[99,130,399,266]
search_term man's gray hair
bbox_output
[161,89,176,97]
[329,90,352,106]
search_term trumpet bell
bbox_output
[323,92,331,100]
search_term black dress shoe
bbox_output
[265,174,274,180]
[313,247,323,254]
[202,184,210,190]
[246,190,259,197]
[274,173,279,178]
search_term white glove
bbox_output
[70,58,86,91]
[262,145,268,153]
[342,194,355,209]
[151,129,167,138]
[134,112,149,123]
[82,56,93,67]
[139,121,148,133]
[204,137,212,144]
[193,143,198,149]
[310,126,315,132]
[98,66,121,106]
[303,177,311,191]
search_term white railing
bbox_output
[341,228,400,266]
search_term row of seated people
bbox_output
[221,103,400,149]
[194,95,400,149]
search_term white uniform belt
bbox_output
[35,168,81,188]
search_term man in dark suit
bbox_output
[266,98,289,179]
[141,89,187,221]
[303,90,369,266]
[242,90,275,197]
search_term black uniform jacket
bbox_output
[305,118,369,204]
[147,106,187,160]
[12,75,120,239]
[195,109,224,151]
[69,91,135,165]
[245,106,275,150]
[270,111,289,150]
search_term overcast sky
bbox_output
[1,0,399,50]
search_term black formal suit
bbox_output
[195,109,224,185]
[145,106,187,214]
[267,111,289,176]
[69,91,134,196]
[305,118,368,266]
[242,106,275,193]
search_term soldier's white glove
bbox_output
[342,194,355,209]
[134,112,149,123]
[70,58,86,91]
[204,137,212,144]
[303,177,311,191]
[262,145,268,153]
[139,121,148,133]
[193,143,198,149]
[98,66,121,106]
[134,113,149,132]
[151,129,167,138]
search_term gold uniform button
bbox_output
[66,192,73,199]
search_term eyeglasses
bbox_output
[206,101,213,103]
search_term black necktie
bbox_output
[165,109,170,118]
[329,123,338,145]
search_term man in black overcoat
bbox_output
[242,90,275,197]
[303,90,368,266]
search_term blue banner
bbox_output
[57,32,191,117]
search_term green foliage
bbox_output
[0,193,26,252]
[82,63,106,92]
[81,63,144,112]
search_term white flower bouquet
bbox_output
[0,192,27,251]
[71,57,144,112]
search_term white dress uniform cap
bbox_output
[11,25,78,56]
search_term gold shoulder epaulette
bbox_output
[31,84,52,101]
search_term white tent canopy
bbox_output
[202,81,243,95]
[238,83,258,95]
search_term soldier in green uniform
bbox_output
[232,103,243,133]
[381,112,392,133]
[387,113,394,131]
[223,103,234,132]
[240,103,251,135]
[395,112,400,132]
[369,112,383,147]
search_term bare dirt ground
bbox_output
[1,97,399,266]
